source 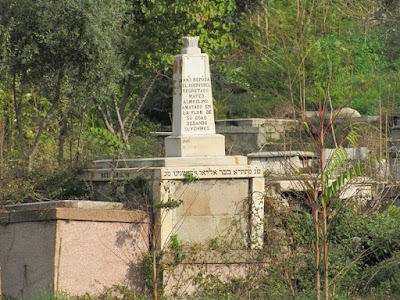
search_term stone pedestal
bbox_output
[165,134,225,157]
[84,156,264,250]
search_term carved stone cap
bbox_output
[181,36,201,54]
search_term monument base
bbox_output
[83,156,265,249]
[165,134,225,157]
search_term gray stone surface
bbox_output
[249,151,317,176]
[215,118,298,155]
[4,200,123,212]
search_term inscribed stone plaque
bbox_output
[165,36,225,157]
[170,37,216,136]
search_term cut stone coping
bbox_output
[84,164,264,181]
[216,118,297,127]
[215,126,262,133]
[268,176,372,192]
[4,200,123,212]
[0,200,149,224]
[150,131,171,136]
[92,156,248,169]
[248,151,317,158]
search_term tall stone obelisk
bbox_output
[165,36,225,157]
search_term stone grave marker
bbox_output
[165,36,225,157]
[83,36,265,250]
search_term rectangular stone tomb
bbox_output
[0,201,149,299]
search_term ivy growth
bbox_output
[155,198,183,210]
[183,171,200,183]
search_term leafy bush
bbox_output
[37,167,89,200]
[327,205,400,298]
[0,167,89,206]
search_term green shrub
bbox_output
[0,166,89,206]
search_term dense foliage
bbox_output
[1,0,399,168]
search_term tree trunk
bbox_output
[13,68,64,172]
[313,207,321,300]
[322,205,329,300]
[13,73,29,162]
[0,118,4,179]
[58,113,68,166]
[0,266,2,300]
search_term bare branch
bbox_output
[126,72,160,134]
[93,97,115,134]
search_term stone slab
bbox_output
[248,151,316,158]
[215,118,298,127]
[84,165,263,182]
[216,118,272,127]
[4,200,123,212]
[165,134,225,157]
[0,221,56,299]
[93,156,248,168]
[160,165,263,179]
[55,221,148,296]
[177,179,248,216]
[216,126,262,134]
[0,207,149,224]
[173,215,248,246]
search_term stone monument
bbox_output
[84,36,265,250]
[165,36,225,157]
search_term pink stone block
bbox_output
[0,206,150,299]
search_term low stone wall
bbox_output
[162,250,269,298]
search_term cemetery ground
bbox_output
[1,36,400,297]
[1,2,400,299]
[3,1,400,295]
